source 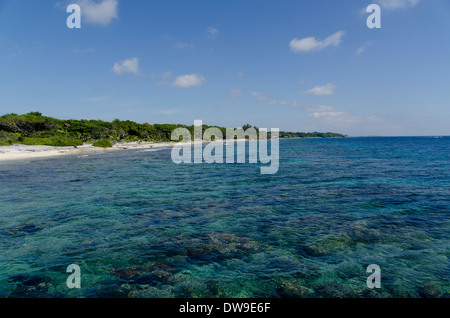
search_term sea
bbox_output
[0,137,449,298]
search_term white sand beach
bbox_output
[0,140,245,162]
[0,141,179,162]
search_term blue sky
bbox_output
[0,0,449,136]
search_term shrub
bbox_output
[92,139,113,148]
[20,137,49,145]
[48,136,83,147]
[20,137,83,147]
[0,131,20,146]
[0,139,12,146]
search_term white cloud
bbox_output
[356,46,366,55]
[229,89,242,98]
[161,71,172,79]
[377,0,420,10]
[356,42,373,55]
[310,110,347,119]
[252,92,270,101]
[303,106,399,136]
[307,105,359,124]
[173,42,195,50]
[251,92,299,107]
[77,0,119,26]
[206,27,219,38]
[112,57,139,75]
[159,109,178,115]
[173,74,205,88]
[305,83,337,96]
[307,105,335,112]
[155,71,173,86]
[290,31,345,53]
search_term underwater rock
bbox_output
[336,263,365,280]
[110,266,150,279]
[9,274,52,289]
[68,179,85,182]
[312,282,359,298]
[8,274,53,298]
[347,220,393,244]
[265,256,320,280]
[18,224,40,234]
[109,263,173,286]
[89,263,174,298]
[276,281,310,298]
[170,273,224,298]
[348,220,374,239]
[126,284,174,298]
[172,279,210,298]
[417,284,442,298]
[300,233,352,256]
[161,232,261,262]
[7,223,42,236]
[85,281,130,298]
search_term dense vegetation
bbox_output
[278,131,347,138]
[92,139,113,148]
[0,113,346,147]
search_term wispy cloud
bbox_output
[76,0,119,26]
[173,74,205,88]
[155,71,173,86]
[206,27,219,38]
[229,89,242,98]
[303,105,393,135]
[356,46,366,55]
[290,31,345,53]
[112,57,139,75]
[161,71,172,79]
[306,105,359,124]
[159,109,178,115]
[305,83,337,96]
[356,41,373,55]
[251,92,300,107]
[252,92,270,101]
[173,42,195,50]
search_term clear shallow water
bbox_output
[0,137,449,298]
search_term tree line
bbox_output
[0,113,346,147]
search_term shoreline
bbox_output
[0,141,180,162]
[0,139,250,162]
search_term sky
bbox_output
[0,0,449,136]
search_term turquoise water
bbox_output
[0,137,449,298]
